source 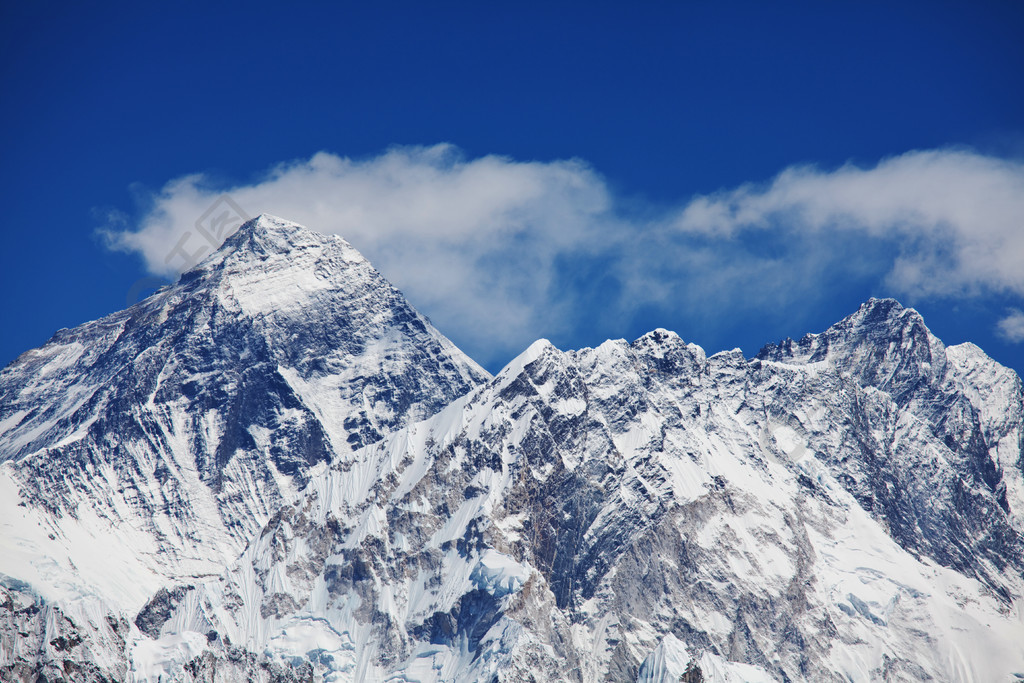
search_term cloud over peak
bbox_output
[102,145,1024,362]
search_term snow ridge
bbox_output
[2,220,1023,682]
[154,300,1024,682]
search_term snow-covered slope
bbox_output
[3,213,1023,682]
[0,215,488,680]
[147,299,1024,682]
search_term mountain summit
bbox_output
[2,219,1023,682]
[0,216,488,680]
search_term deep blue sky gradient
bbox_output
[2,1,1023,374]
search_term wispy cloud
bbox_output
[673,149,1024,299]
[997,310,1024,344]
[102,145,1024,362]
[102,145,619,361]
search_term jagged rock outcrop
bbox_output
[3,214,1022,681]
[155,300,1024,681]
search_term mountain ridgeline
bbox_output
[1,216,1022,682]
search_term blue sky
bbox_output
[2,1,1023,375]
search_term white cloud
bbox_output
[103,145,1024,363]
[997,309,1024,344]
[102,145,620,362]
[672,149,1024,300]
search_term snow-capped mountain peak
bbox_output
[0,217,489,679]
[193,214,369,279]
[3,221,1023,682]
[757,297,946,391]
[146,309,1024,681]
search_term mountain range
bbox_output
[2,216,1022,682]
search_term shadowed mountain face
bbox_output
[2,218,1023,682]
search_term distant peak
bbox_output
[245,214,307,234]
[629,327,708,374]
[632,328,697,358]
[634,328,681,345]
[858,296,907,316]
[169,214,370,295]
[847,297,925,332]
[225,214,322,247]
[756,296,947,397]
[210,215,364,264]
[516,339,559,367]
[496,339,561,385]
[757,297,919,361]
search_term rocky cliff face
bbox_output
[2,217,1022,682]
[154,300,1024,682]
[0,216,488,681]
